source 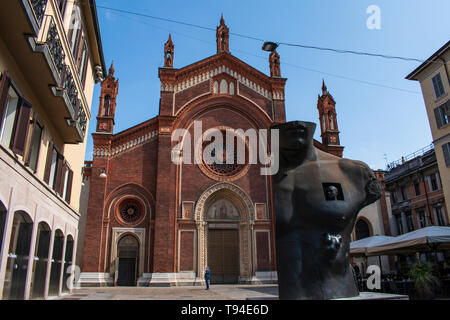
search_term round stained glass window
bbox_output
[116,199,144,225]
[196,127,250,182]
[203,141,245,177]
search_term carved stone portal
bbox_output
[194,182,255,281]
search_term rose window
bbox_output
[197,127,251,182]
[204,144,245,177]
[118,201,142,224]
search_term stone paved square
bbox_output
[56,285,279,300]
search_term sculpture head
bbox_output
[363,172,383,207]
[272,121,316,152]
[325,185,339,200]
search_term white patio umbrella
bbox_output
[350,235,395,276]
[350,235,395,257]
[366,226,450,256]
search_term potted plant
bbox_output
[408,259,440,300]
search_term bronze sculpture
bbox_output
[272,121,381,299]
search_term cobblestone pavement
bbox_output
[56,284,279,300]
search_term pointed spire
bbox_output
[216,14,229,53]
[322,79,327,94]
[164,34,174,68]
[269,50,281,77]
[109,61,115,77]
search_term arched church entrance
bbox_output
[116,234,139,286]
[195,183,255,284]
[206,199,240,284]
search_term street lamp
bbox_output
[262,41,279,52]
[99,168,107,179]
[82,165,107,179]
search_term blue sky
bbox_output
[86,0,450,170]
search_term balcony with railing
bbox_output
[0,1,88,143]
[30,0,49,27]
[385,144,436,182]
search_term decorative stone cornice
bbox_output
[159,52,286,101]
[93,129,158,158]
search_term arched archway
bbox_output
[355,218,372,240]
[195,182,255,283]
[31,221,51,299]
[116,234,139,286]
[62,235,74,293]
[48,230,64,296]
[3,211,33,300]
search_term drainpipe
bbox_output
[420,172,433,225]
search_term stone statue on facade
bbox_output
[272,121,382,299]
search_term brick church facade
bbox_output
[78,17,344,286]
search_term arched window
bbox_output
[329,113,334,130]
[220,79,228,94]
[31,222,51,299]
[229,82,235,95]
[213,81,219,94]
[3,211,33,300]
[49,230,65,296]
[355,219,371,240]
[118,234,139,258]
[103,95,111,116]
[62,235,75,293]
[117,234,139,286]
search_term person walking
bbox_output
[204,266,210,290]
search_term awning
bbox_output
[366,226,450,256]
[350,235,394,257]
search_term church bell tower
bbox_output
[216,14,229,53]
[317,80,344,157]
[96,62,119,133]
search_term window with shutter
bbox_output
[43,141,54,184]
[432,73,446,99]
[443,143,450,167]
[67,25,74,49]
[78,42,89,88]
[26,115,44,173]
[434,107,443,128]
[0,85,19,147]
[434,101,449,129]
[63,165,73,203]
[45,142,66,194]
[0,73,34,157]
[11,98,32,156]
[53,153,65,194]
[48,149,58,188]
[72,28,82,62]
[81,49,89,89]
[0,71,11,127]
[428,173,439,191]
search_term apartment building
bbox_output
[0,0,105,299]
[385,145,448,235]
[406,41,450,216]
